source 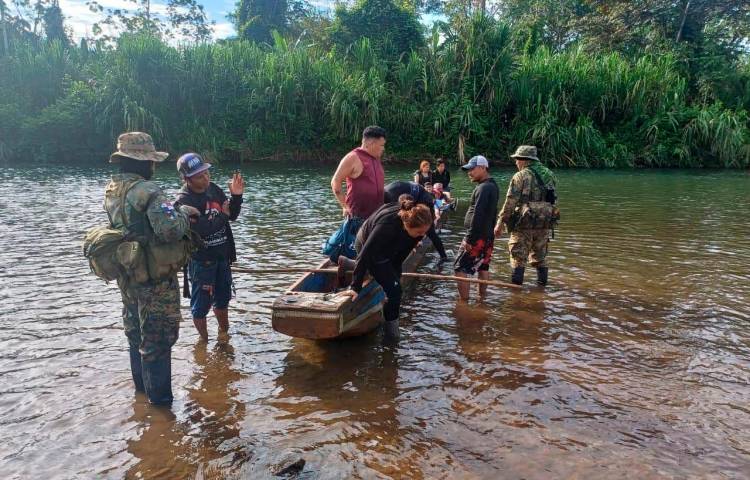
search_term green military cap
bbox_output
[510,145,539,161]
[110,132,169,163]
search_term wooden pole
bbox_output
[232,266,332,274]
[231,266,523,290]
[402,271,522,290]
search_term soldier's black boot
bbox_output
[536,267,549,286]
[142,356,173,406]
[383,319,400,342]
[129,345,145,393]
[511,267,525,285]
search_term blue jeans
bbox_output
[188,259,232,319]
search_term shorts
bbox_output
[188,258,233,319]
[454,237,494,275]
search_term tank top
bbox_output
[345,148,384,219]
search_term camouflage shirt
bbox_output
[104,173,189,244]
[498,166,547,222]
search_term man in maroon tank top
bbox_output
[331,126,386,221]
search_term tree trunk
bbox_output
[676,0,690,42]
[458,133,465,165]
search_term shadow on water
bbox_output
[124,341,248,479]
[240,334,402,479]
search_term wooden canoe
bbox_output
[271,258,387,340]
[271,201,454,340]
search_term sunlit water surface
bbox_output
[0,163,749,479]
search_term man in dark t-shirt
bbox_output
[174,153,244,341]
[454,155,499,301]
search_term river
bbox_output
[1,163,749,479]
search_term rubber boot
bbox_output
[142,356,173,406]
[511,267,525,286]
[129,345,145,393]
[536,267,548,286]
[383,319,400,341]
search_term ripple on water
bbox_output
[0,165,749,479]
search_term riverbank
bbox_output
[2,19,749,169]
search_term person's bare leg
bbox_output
[193,317,208,341]
[456,271,470,301]
[214,308,229,334]
[478,270,489,299]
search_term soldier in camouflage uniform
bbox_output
[494,145,558,286]
[105,132,190,406]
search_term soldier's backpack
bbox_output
[514,165,560,230]
[83,180,149,283]
[83,226,127,282]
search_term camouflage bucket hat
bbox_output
[109,132,169,163]
[510,145,539,161]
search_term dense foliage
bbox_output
[0,0,748,167]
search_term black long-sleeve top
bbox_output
[463,177,498,244]
[383,181,447,258]
[351,203,423,292]
[174,182,243,263]
[432,168,451,189]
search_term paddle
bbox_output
[231,266,523,290]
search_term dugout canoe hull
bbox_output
[271,258,387,340]
[271,201,453,340]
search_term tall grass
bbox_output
[0,15,748,168]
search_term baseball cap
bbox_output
[461,155,489,171]
[176,153,211,178]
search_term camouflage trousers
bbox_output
[118,275,181,363]
[508,229,550,269]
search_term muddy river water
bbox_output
[1,163,749,479]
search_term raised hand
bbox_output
[229,171,244,196]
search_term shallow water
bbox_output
[0,163,749,479]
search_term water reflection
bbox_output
[124,340,248,479]
[258,336,401,478]
[125,404,185,479]
[454,292,548,388]
[275,337,398,415]
[184,341,249,476]
[450,295,549,434]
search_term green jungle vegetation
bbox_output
[1,0,749,167]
